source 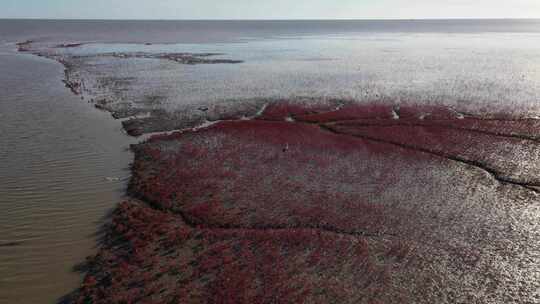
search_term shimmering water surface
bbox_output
[1,19,540,303]
[0,46,135,303]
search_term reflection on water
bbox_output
[2,19,540,303]
[29,31,540,119]
[0,47,136,303]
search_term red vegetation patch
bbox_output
[330,120,540,185]
[75,102,540,303]
[395,105,460,120]
[296,104,396,123]
[130,120,429,236]
[330,116,540,141]
[75,201,408,304]
[256,101,336,121]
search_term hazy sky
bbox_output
[2,0,540,19]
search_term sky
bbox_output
[2,0,540,20]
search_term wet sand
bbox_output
[70,103,539,303]
[15,41,540,303]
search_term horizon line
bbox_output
[1,17,539,21]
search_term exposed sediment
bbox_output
[18,40,249,130]
[72,103,540,304]
[110,52,244,64]
[18,41,540,303]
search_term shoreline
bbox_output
[75,102,540,303]
[0,44,135,304]
[16,41,540,303]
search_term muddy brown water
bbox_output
[2,19,540,303]
[0,45,136,303]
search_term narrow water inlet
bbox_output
[0,45,136,304]
[2,19,540,303]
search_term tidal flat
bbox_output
[73,102,540,303]
[6,20,540,303]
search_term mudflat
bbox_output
[19,41,540,303]
[73,102,539,303]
